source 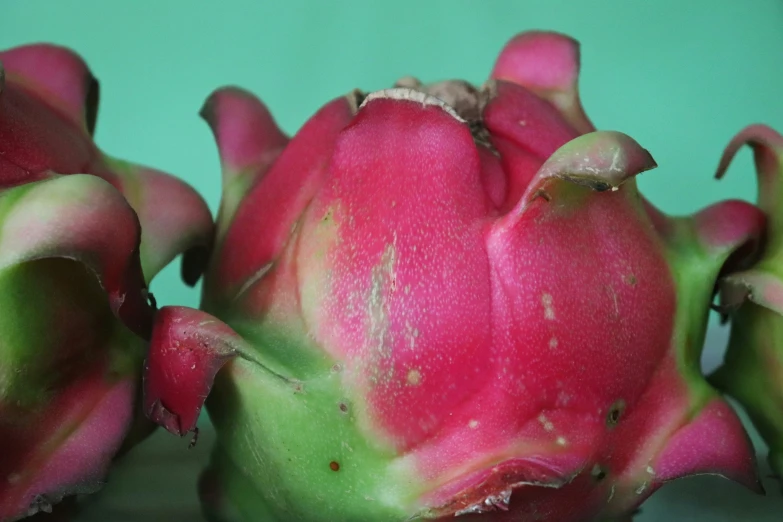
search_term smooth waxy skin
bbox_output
[710,124,783,482]
[144,31,764,521]
[0,44,213,521]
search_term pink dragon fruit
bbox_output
[0,44,213,520]
[143,31,765,521]
[710,124,783,484]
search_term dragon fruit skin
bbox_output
[0,45,213,520]
[710,124,783,483]
[144,31,765,521]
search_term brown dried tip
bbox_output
[346,89,367,114]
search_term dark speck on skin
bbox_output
[606,399,626,428]
[592,464,608,482]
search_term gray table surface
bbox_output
[69,326,783,521]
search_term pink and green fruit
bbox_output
[711,124,783,485]
[143,31,766,521]
[0,44,213,521]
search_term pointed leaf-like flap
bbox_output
[490,30,594,134]
[651,398,763,493]
[673,200,767,311]
[210,93,356,303]
[690,200,766,263]
[482,80,580,161]
[716,124,783,258]
[0,43,99,135]
[519,130,656,204]
[0,174,153,338]
[200,86,288,182]
[718,269,783,315]
[200,87,289,246]
[713,124,783,312]
[715,124,783,221]
[639,199,765,329]
[143,306,254,436]
[100,156,214,286]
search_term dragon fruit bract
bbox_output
[711,124,783,484]
[0,44,213,520]
[144,31,765,521]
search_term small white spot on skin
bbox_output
[557,390,571,406]
[635,482,649,495]
[606,285,620,318]
[191,364,196,370]
[556,436,567,446]
[469,419,479,429]
[549,337,559,349]
[407,369,421,386]
[646,466,655,475]
[538,413,554,432]
[519,120,527,126]
[542,293,555,320]
[609,148,620,173]
[405,322,420,350]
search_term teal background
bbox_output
[3,0,782,312]
[2,0,783,520]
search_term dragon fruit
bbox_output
[0,44,213,520]
[710,124,783,484]
[143,31,765,521]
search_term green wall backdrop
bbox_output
[3,0,782,312]
[2,1,783,520]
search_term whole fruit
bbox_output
[144,31,764,521]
